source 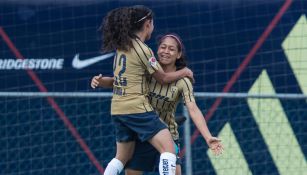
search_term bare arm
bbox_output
[91,74,114,89]
[152,67,194,84]
[186,101,212,141]
[186,101,223,155]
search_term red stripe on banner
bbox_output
[0,27,105,174]
[179,0,293,157]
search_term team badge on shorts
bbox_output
[149,57,157,67]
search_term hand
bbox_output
[183,67,195,83]
[207,137,223,155]
[91,74,102,89]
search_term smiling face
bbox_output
[157,36,182,67]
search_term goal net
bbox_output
[0,91,306,175]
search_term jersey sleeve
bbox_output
[144,48,161,74]
[133,39,161,74]
[180,77,195,103]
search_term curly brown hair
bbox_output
[101,5,153,52]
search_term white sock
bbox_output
[159,152,177,175]
[103,158,124,175]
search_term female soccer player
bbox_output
[92,34,223,175]
[99,6,194,175]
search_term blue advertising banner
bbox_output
[1,0,305,93]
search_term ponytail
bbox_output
[100,5,153,52]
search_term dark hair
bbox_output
[101,5,153,52]
[158,33,187,70]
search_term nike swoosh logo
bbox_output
[72,53,115,69]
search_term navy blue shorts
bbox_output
[111,111,167,142]
[125,140,182,172]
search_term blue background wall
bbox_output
[0,0,306,174]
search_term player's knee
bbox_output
[150,129,176,154]
[125,169,143,175]
[162,142,176,154]
[156,140,176,154]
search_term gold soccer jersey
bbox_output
[111,38,162,115]
[148,77,195,140]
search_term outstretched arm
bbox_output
[152,67,194,84]
[91,74,114,89]
[186,101,223,155]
